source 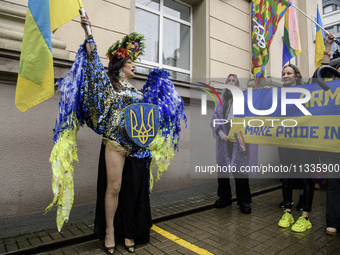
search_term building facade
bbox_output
[323,0,340,53]
[0,0,322,238]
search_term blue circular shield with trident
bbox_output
[124,103,160,147]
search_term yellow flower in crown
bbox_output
[126,42,133,54]
[106,32,145,62]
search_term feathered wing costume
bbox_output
[45,45,86,231]
[142,69,187,187]
[45,42,187,231]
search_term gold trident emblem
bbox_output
[130,105,155,145]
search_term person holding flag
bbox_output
[210,74,258,214]
[76,13,187,253]
[319,33,336,68]
[79,16,151,253]
[310,32,336,82]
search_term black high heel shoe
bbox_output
[104,246,116,254]
[124,244,135,253]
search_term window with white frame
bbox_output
[323,4,340,14]
[325,26,333,33]
[134,0,192,82]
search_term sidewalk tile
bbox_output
[73,243,92,254]
[49,252,63,255]
[0,244,6,254]
[30,237,43,248]
[17,239,32,249]
[143,245,165,254]
[2,184,340,254]
[40,235,54,244]
[4,242,18,252]
[158,242,181,253]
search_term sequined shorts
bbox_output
[102,137,129,156]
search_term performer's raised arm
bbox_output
[80,13,93,55]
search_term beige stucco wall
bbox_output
[210,0,251,79]
[0,83,100,217]
[0,0,325,237]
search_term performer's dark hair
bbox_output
[107,57,130,90]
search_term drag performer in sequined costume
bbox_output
[81,36,152,253]
[79,16,153,252]
[46,13,186,254]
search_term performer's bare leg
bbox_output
[104,147,125,248]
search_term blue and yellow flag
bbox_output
[15,0,82,112]
[15,0,54,112]
[251,0,291,86]
[50,0,83,32]
[315,6,325,69]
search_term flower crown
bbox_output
[106,32,145,62]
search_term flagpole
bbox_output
[290,3,340,47]
[79,7,95,50]
[291,4,327,34]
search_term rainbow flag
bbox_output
[234,131,247,152]
[251,0,291,86]
[15,0,82,112]
[315,6,325,69]
[282,0,301,66]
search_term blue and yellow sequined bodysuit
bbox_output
[47,42,187,231]
[80,45,150,159]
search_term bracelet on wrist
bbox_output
[321,62,329,65]
[324,51,332,57]
[85,37,94,43]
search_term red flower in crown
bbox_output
[106,33,145,62]
[112,47,128,60]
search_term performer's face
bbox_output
[281,66,297,86]
[121,58,135,80]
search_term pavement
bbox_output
[1,181,339,255]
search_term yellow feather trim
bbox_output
[149,129,175,190]
[45,115,80,231]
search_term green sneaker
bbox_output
[291,216,312,232]
[278,211,295,228]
